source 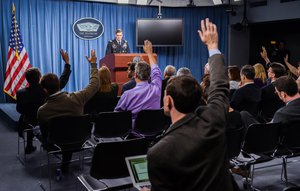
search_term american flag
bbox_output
[4,3,31,99]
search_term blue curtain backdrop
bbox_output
[0,0,228,103]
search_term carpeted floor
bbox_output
[0,114,299,191]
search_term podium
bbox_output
[99,53,157,95]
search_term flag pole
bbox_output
[12,2,15,13]
[12,3,20,60]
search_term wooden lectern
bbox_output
[99,53,157,95]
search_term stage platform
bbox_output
[0,103,20,129]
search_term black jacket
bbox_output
[147,54,234,191]
[230,83,261,117]
[16,63,71,125]
[105,39,130,55]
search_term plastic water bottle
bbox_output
[55,168,62,181]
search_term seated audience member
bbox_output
[141,18,236,191]
[16,50,71,154]
[161,65,176,107]
[200,73,210,103]
[272,76,300,123]
[284,54,300,92]
[228,65,240,90]
[260,63,285,121]
[84,65,118,114]
[253,63,267,88]
[121,62,136,94]
[37,50,99,172]
[202,74,243,134]
[241,76,300,128]
[201,72,243,135]
[176,67,192,76]
[230,65,261,117]
[115,40,162,130]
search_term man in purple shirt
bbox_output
[115,40,162,127]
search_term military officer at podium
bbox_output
[105,29,130,55]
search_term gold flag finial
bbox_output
[12,3,15,13]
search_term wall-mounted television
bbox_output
[136,18,184,47]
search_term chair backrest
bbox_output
[134,109,170,137]
[226,126,245,159]
[281,120,300,150]
[84,97,120,114]
[94,111,132,138]
[22,101,45,125]
[242,123,281,154]
[90,138,149,179]
[47,115,92,146]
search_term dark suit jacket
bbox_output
[121,78,136,95]
[260,83,284,121]
[84,83,119,114]
[16,64,71,125]
[147,54,234,191]
[16,84,47,125]
[230,83,261,117]
[105,39,130,55]
[38,63,98,140]
[273,97,300,124]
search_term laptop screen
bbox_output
[127,156,149,183]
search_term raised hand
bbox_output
[143,40,153,54]
[284,54,289,64]
[260,46,270,63]
[85,49,97,63]
[260,46,267,60]
[198,18,218,50]
[60,49,70,65]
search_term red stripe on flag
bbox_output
[5,54,18,79]
[7,48,12,62]
[15,53,29,76]
[4,53,29,92]
[12,64,31,96]
[4,58,18,91]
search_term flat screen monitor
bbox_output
[136,19,184,47]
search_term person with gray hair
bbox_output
[161,65,177,107]
[177,67,192,77]
[164,65,176,77]
[115,40,162,135]
[135,61,151,81]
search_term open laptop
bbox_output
[125,155,151,190]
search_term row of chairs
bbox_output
[46,110,168,190]
[18,109,170,163]
[92,109,170,141]
[17,109,170,190]
[228,120,300,190]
